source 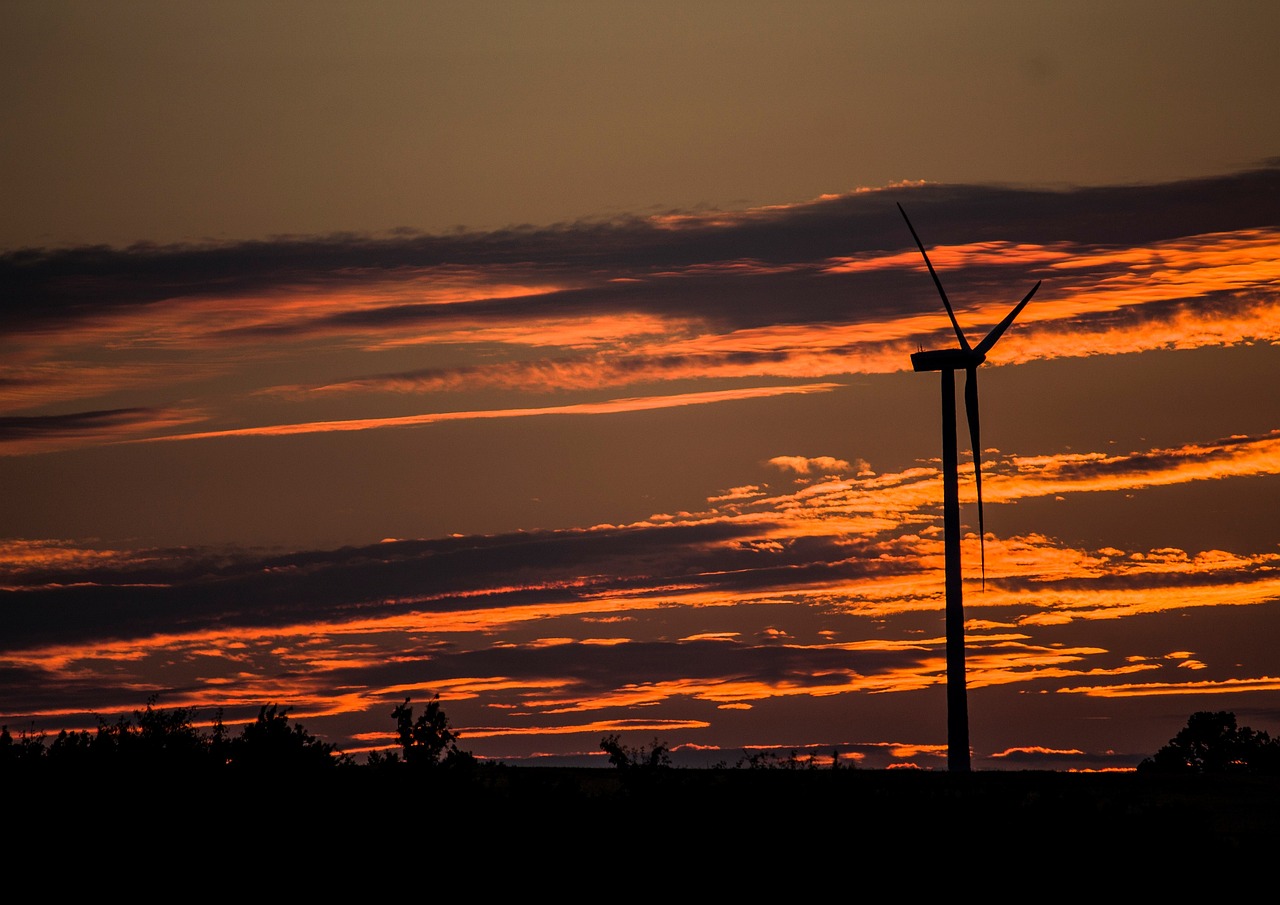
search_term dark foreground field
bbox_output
[16,765,1279,880]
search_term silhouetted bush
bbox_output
[735,747,846,769]
[600,734,671,771]
[599,734,671,794]
[1138,711,1280,774]
[0,696,357,775]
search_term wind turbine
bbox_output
[898,202,1040,773]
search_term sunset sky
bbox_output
[3,1,1279,770]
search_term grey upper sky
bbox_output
[3,0,1278,250]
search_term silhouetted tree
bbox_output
[391,696,473,768]
[37,696,214,771]
[0,698,357,776]
[364,748,400,768]
[0,725,47,767]
[45,726,98,767]
[228,704,351,771]
[133,695,215,771]
[208,707,232,767]
[1138,711,1280,774]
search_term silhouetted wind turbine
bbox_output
[898,202,1040,773]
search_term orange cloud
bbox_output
[136,383,843,444]
[8,219,1277,446]
[825,240,1073,276]
[999,431,1280,500]
[0,362,192,415]
[768,455,854,475]
[366,311,693,352]
[1057,676,1280,697]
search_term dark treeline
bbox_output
[1136,710,1280,775]
[0,694,471,774]
[4,696,1280,777]
[5,699,1280,869]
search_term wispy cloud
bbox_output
[998,430,1280,499]
[4,166,1278,446]
[4,423,1279,764]
[768,455,857,476]
[129,383,842,445]
[0,406,204,455]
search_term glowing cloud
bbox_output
[135,384,843,445]
[768,455,855,475]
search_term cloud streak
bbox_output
[130,383,842,445]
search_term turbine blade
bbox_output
[975,280,1041,356]
[965,366,986,590]
[897,203,970,351]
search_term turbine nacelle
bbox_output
[910,348,986,372]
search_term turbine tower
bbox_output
[898,202,1040,773]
